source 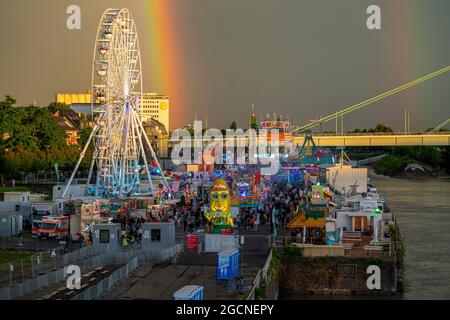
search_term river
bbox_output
[369,171,450,299]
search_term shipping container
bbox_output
[173,285,204,300]
[216,248,240,280]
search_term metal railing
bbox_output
[0,245,67,287]
[71,244,183,300]
[0,253,112,300]
[293,131,450,137]
[262,249,273,282]
[246,249,273,300]
[0,243,183,300]
[71,256,139,301]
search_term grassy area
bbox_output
[0,249,34,264]
[0,186,31,192]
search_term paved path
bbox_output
[98,250,267,300]
[98,264,244,300]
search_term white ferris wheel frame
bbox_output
[62,8,172,200]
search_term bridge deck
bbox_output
[292,134,450,146]
[167,133,450,147]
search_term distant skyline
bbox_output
[0,0,449,131]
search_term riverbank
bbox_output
[278,255,399,297]
[369,170,450,299]
[368,167,450,180]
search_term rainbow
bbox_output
[142,0,182,130]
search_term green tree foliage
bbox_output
[229,121,237,131]
[439,146,450,174]
[373,155,407,176]
[350,123,393,133]
[78,127,92,147]
[348,123,445,173]
[47,102,70,113]
[0,96,90,179]
[390,146,441,169]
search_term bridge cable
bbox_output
[293,65,450,134]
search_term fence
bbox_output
[0,253,112,300]
[20,170,91,185]
[262,249,273,282]
[0,243,183,300]
[246,249,272,300]
[71,256,139,300]
[71,244,183,300]
[0,245,67,287]
[94,243,183,264]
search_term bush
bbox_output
[373,155,406,176]
[282,246,303,258]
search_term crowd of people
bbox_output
[114,215,145,247]
[113,178,312,248]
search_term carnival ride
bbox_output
[62,8,172,200]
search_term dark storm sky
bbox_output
[0,0,449,131]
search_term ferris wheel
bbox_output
[62,8,172,199]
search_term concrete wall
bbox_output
[279,257,398,295]
[292,244,345,257]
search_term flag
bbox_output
[271,207,277,237]
[54,163,59,181]
[9,264,14,272]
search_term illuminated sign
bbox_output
[159,101,168,110]
[260,121,290,130]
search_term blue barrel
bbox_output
[217,248,240,280]
[173,285,204,300]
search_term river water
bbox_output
[369,171,450,299]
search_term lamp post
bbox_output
[371,208,381,244]
[240,235,244,280]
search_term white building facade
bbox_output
[139,93,170,132]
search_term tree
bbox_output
[47,102,70,113]
[0,96,75,178]
[373,155,406,176]
[0,95,16,109]
[440,146,450,174]
[349,123,393,134]
[369,123,393,133]
[229,121,237,131]
[31,108,67,150]
[78,127,93,147]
